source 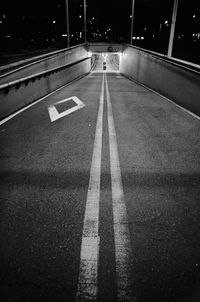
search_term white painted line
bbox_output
[105,73,135,301]
[0,96,47,126]
[48,96,85,122]
[76,73,105,301]
[0,74,87,126]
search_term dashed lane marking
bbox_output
[76,73,105,301]
[105,73,135,302]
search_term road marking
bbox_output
[76,73,105,301]
[0,74,88,126]
[48,96,85,122]
[105,73,135,301]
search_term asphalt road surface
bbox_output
[1,54,200,302]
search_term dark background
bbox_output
[0,0,199,64]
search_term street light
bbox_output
[84,0,87,43]
[130,0,136,45]
[167,0,179,57]
[65,0,70,48]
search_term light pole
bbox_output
[130,0,136,45]
[167,0,179,57]
[83,0,87,43]
[65,0,70,48]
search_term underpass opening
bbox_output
[89,52,121,72]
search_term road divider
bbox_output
[76,72,134,301]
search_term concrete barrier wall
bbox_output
[120,46,200,116]
[0,44,88,85]
[0,58,90,120]
[88,43,125,53]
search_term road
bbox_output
[0,54,200,302]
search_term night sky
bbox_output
[0,0,199,34]
[0,0,200,59]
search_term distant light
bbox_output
[53,20,56,24]
[193,14,196,18]
[141,37,144,40]
[62,34,68,37]
[130,15,132,18]
[0,21,2,24]
[92,17,95,20]
[132,36,136,39]
[136,37,140,40]
[152,34,155,38]
[79,15,82,18]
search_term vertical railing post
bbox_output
[130,0,136,45]
[167,0,179,57]
[84,0,87,43]
[65,0,70,48]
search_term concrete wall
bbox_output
[0,44,88,85]
[120,45,200,116]
[88,43,125,53]
[0,57,90,120]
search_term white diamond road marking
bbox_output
[48,96,85,122]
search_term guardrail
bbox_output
[0,44,88,85]
[120,44,200,117]
[0,57,89,93]
[0,56,91,121]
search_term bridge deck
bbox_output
[1,55,200,302]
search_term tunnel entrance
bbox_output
[91,52,120,72]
